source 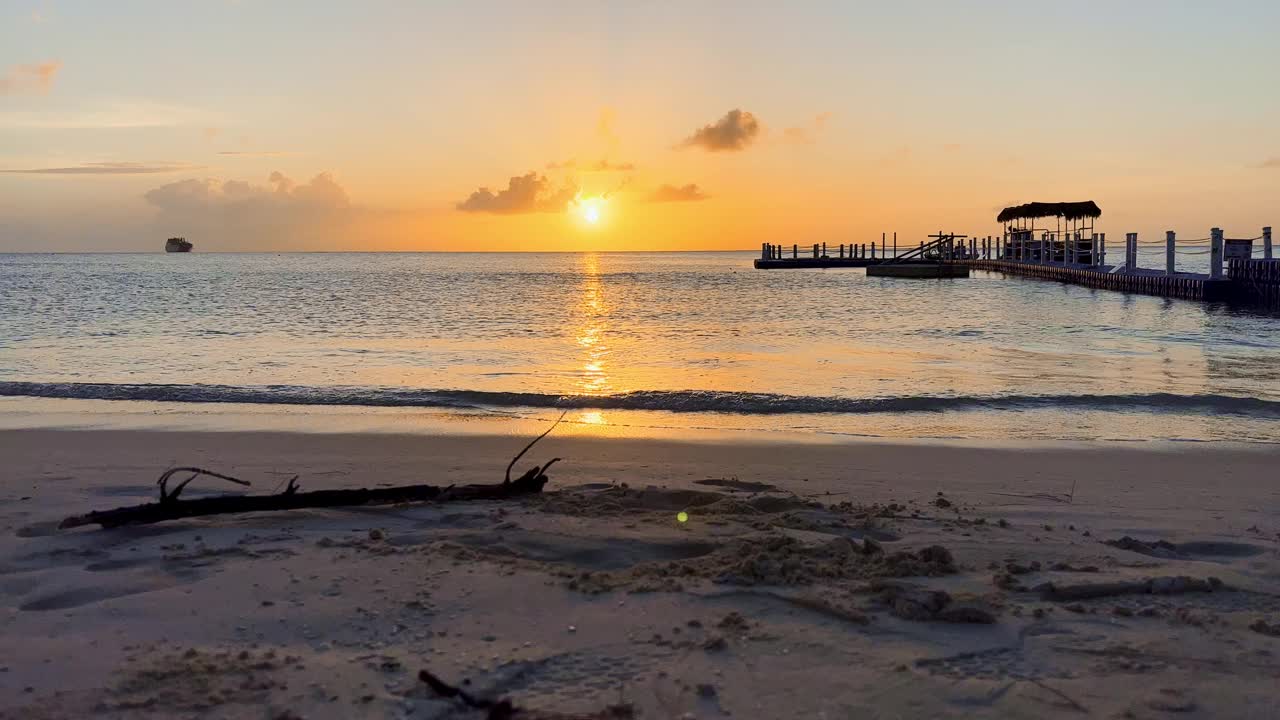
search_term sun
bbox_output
[574,195,607,227]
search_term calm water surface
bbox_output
[2,252,1278,442]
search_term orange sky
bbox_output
[2,2,1278,251]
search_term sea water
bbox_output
[2,251,1278,443]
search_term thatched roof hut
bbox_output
[997,201,1101,224]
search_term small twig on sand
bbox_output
[1028,679,1089,714]
[419,669,634,719]
[419,669,516,717]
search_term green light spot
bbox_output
[677,511,689,523]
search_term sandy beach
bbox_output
[1,428,1277,718]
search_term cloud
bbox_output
[648,183,709,203]
[679,109,761,152]
[140,171,355,250]
[2,161,199,175]
[0,100,215,129]
[217,150,295,158]
[146,171,349,212]
[546,158,635,172]
[0,61,61,95]
[456,172,577,214]
[140,169,355,248]
[1255,157,1280,169]
[588,159,635,172]
[782,112,832,144]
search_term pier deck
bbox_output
[959,259,1233,301]
[754,229,1279,307]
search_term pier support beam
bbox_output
[1166,231,1176,275]
[1211,228,1224,279]
[1125,233,1137,272]
[1265,226,1273,260]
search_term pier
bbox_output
[755,201,1278,307]
[755,234,899,269]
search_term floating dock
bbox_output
[867,263,969,279]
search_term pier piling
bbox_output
[1211,228,1224,279]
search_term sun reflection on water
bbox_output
[574,254,613,407]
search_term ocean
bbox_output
[2,251,1278,443]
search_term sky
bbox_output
[1,0,1278,252]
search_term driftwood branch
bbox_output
[157,467,251,503]
[507,410,567,483]
[418,670,634,719]
[59,417,567,530]
[59,470,551,530]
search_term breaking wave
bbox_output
[2,381,1279,417]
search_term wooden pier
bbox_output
[754,233,960,270]
[754,238,894,269]
[960,259,1232,301]
[753,200,1277,307]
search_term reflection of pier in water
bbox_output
[755,201,1278,306]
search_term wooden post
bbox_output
[1210,228,1223,279]
[1265,226,1273,260]
[1166,231,1176,275]
[792,244,797,259]
[872,241,877,259]
[822,242,827,258]
[813,243,819,259]
[893,232,897,258]
[1125,232,1136,272]
[1099,233,1106,266]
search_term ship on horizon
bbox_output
[165,237,193,253]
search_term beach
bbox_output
[8,3,1280,717]
[2,427,1278,718]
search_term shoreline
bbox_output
[3,396,1279,449]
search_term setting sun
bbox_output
[574,195,607,227]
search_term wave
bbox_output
[2,381,1279,417]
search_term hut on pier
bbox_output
[998,201,1101,265]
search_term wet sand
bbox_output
[1,429,1278,718]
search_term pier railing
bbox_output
[761,226,1273,279]
[757,226,1276,304]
